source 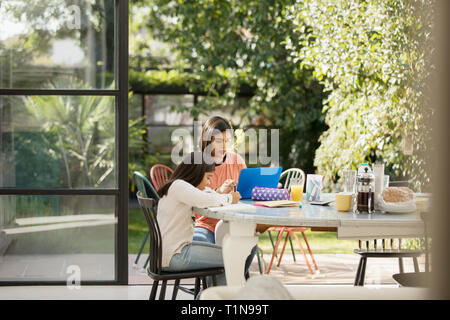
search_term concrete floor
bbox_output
[130,253,426,285]
[0,252,427,300]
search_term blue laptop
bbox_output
[236,167,283,199]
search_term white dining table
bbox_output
[193,194,426,286]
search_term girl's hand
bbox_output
[218,179,235,194]
[231,191,242,204]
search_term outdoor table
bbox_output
[193,194,425,286]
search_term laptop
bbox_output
[236,167,283,199]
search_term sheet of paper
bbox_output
[207,203,257,212]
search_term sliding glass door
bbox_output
[0,0,128,284]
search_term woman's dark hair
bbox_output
[157,152,215,197]
[200,116,232,152]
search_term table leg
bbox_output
[222,221,257,286]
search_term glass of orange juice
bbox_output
[290,177,304,202]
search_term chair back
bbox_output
[137,191,163,275]
[150,164,174,190]
[280,168,306,190]
[133,171,160,202]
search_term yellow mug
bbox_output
[335,193,353,212]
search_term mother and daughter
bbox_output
[156,116,256,285]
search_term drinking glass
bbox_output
[343,169,357,194]
[290,177,304,201]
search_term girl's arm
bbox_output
[169,180,232,208]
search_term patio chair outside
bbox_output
[132,171,160,270]
[150,164,174,190]
[265,168,319,275]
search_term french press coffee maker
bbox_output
[356,163,375,213]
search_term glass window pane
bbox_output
[0,195,115,281]
[0,0,116,89]
[148,125,193,166]
[145,95,194,126]
[0,95,116,188]
[196,96,251,127]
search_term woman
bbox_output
[157,152,241,279]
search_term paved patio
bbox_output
[129,253,426,285]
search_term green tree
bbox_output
[297,0,434,191]
[131,0,326,173]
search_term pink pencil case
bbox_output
[251,187,290,201]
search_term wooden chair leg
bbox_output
[172,279,180,300]
[212,275,217,286]
[202,277,207,289]
[277,231,290,267]
[159,280,167,300]
[266,227,286,274]
[301,231,318,270]
[149,280,159,300]
[291,232,314,275]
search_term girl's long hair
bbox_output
[157,152,215,197]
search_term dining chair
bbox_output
[267,168,306,262]
[353,179,426,286]
[265,168,319,275]
[137,192,224,300]
[353,238,423,286]
[132,171,160,270]
[392,210,431,287]
[150,164,174,190]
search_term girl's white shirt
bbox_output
[157,179,232,267]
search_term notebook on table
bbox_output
[254,200,300,208]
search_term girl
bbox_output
[157,152,241,279]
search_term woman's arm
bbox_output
[169,180,232,208]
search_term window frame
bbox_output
[0,0,129,285]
